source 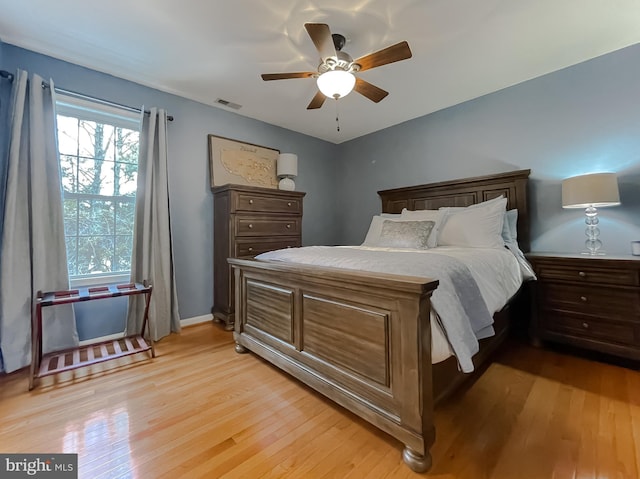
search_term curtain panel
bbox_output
[0,71,77,373]
[127,108,180,340]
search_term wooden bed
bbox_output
[229,169,530,472]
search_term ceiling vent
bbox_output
[215,98,242,110]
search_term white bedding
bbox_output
[257,245,522,369]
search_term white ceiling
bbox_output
[1,0,640,144]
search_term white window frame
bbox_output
[55,94,141,287]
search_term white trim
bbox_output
[180,314,213,327]
[78,331,124,346]
[77,314,213,345]
[70,273,131,288]
[56,93,141,130]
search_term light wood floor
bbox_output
[1,323,639,478]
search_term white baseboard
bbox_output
[78,315,213,345]
[180,314,213,327]
[78,331,124,346]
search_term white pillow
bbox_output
[438,197,507,248]
[380,212,402,218]
[439,195,506,214]
[399,209,444,248]
[501,209,518,245]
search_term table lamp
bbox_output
[277,153,298,191]
[562,172,620,255]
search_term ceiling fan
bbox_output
[261,23,412,110]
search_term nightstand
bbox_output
[527,252,640,360]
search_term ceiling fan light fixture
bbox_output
[316,70,356,99]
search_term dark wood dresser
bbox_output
[212,184,305,329]
[527,252,640,360]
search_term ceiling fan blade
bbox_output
[261,72,316,81]
[306,90,327,110]
[354,77,389,103]
[355,41,412,72]
[304,23,336,61]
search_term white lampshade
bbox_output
[316,70,356,99]
[277,153,298,178]
[562,172,621,208]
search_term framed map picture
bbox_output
[208,134,279,189]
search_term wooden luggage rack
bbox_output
[29,282,154,390]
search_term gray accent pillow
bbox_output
[376,220,435,249]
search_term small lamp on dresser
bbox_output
[277,153,298,191]
[562,172,620,255]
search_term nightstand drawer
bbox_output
[234,237,301,257]
[235,216,301,237]
[235,192,302,214]
[539,283,640,319]
[535,262,639,286]
[542,312,639,346]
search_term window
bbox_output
[55,95,141,283]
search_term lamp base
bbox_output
[581,250,606,256]
[278,177,295,191]
[583,207,603,255]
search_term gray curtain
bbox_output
[0,74,12,229]
[126,108,180,340]
[0,70,77,373]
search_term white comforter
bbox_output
[257,245,522,371]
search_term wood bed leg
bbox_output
[234,343,248,354]
[402,446,432,473]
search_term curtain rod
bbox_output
[45,83,174,122]
[0,70,14,82]
[1,70,173,122]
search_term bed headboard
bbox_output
[378,169,531,252]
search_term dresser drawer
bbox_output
[534,261,639,286]
[234,216,301,237]
[234,237,301,257]
[539,283,640,319]
[235,192,302,214]
[542,312,639,347]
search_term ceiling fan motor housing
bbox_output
[332,33,346,51]
[319,50,360,74]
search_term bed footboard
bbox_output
[229,258,439,472]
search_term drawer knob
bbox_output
[580,296,587,302]
[248,224,253,229]
[286,224,291,229]
[578,271,587,278]
[287,202,292,207]
[249,199,254,204]
[582,322,589,329]
[248,247,253,252]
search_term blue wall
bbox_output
[336,43,640,254]
[3,40,640,339]
[1,43,340,339]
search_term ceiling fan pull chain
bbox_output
[335,99,340,132]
